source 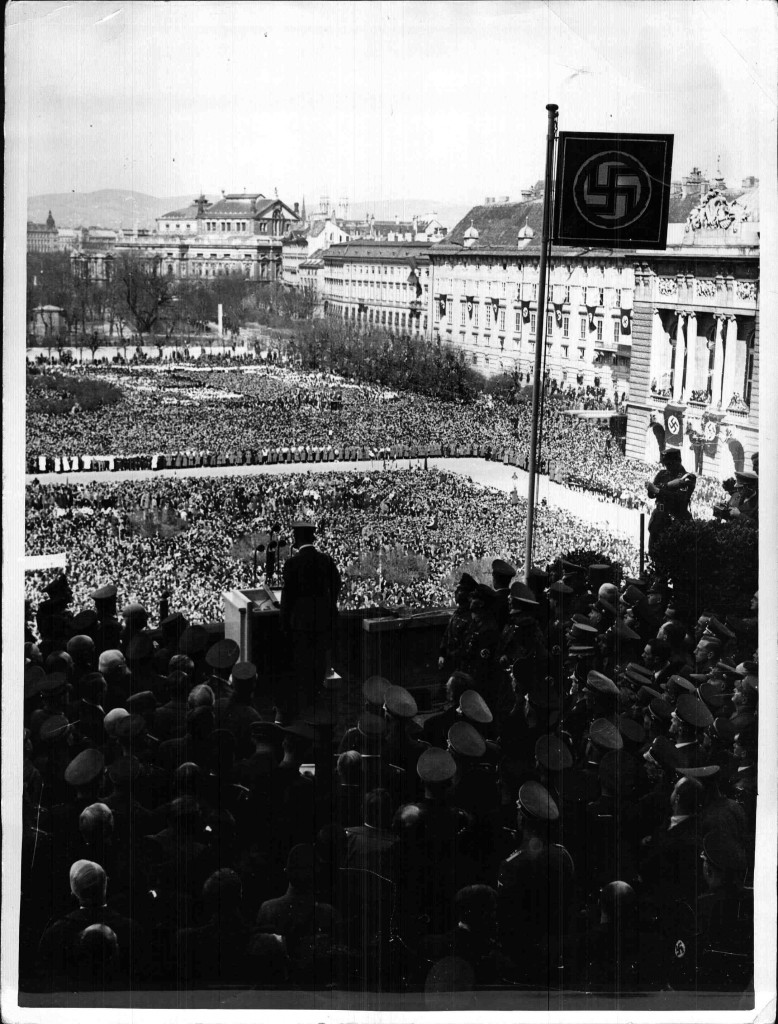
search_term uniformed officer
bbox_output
[438,574,476,675]
[490,559,517,630]
[497,781,575,986]
[204,639,241,701]
[670,694,714,768]
[716,469,758,524]
[645,447,696,557]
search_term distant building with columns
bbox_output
[626,183,759,479]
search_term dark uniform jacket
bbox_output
[280,545,342,642]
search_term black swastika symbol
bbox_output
[573,150,653,230]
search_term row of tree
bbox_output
[26,253,317,356]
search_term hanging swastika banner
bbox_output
[553,132,674,250]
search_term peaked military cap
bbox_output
[667,674,697,697]
[643,735,679,770]
[417,747,456,783]
[621,585,645,607]
[126,632,154,663]
[586,670,620,697]
[73,609,99,631]
[458,572,478,593]
[205,639,240,671]
[509,581,538,605]
[458,689,493,724]
[231,661,258,684]
[114,714,147,741]
[678,764,720,780]
[492,559,517,579]
[535,733,573,772]
[24,664,47,699]
[712,716,736,742]
[383,684,418,719]
[39,713,71,742]
[548,580,574,596]
[617,715,646,746]
[363,676,390,707]
[448,721,486,759]
[278,720,315,741]
[648,697,672,721]
[357,712,386,737]
[675,694,714,729]
[125,690,157,714]
[698,680,726,709]
[636,684,663,705]
[589,718,623,751]
[611,622,641,642]
[65,747,104,787]
[517,780,559,821]
[91,583,117,602]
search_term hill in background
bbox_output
[28,190,475,232]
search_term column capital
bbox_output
[726,313,738,323]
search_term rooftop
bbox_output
[321,241,431,263]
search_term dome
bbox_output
[518,220,535,239]
[464,222,479,239]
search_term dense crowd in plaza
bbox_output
[25,363,726,517]
[25,469,638,621]
[20,545,759,997]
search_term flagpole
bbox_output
[524,103,558,583]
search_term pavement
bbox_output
[27,455,644,543]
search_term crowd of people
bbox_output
[25,469,639,621]
[20,550,758,997]
[25,364,726,518]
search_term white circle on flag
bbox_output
[704,420,716,440]
[573,150,653,230]
[667,415,680,435]
[622,315,629,329]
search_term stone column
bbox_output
[649,308,663,388]
[683,312,697,399]
[672,313,686,402]
[712,314,726,408]
[721,315,738,409]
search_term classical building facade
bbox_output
[282,218,350,286]
[27,211,58,253]
[321,241,430,336]
[108,192,301,282]
[427,223,635,388]
[626,186,759,479]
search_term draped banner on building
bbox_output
[492,298,500,323]
[700,410,725,456]
[554,303,564,328]
[586,304,598,329]
[620,308,632,335]
[521,300,531,323]
[438,295,447,318]
[663,403,685,446]
[466,297,474,320]
[25,553,68,572]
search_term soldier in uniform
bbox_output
[204,639,241,701]
[645,447,696,557]
[497,781,575,986]
[438,574,476,675]
[36,575,76,659]
[714,469,758,524]
[490,559,517,630]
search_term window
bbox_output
[562,345,569,358]
[460,302,466,326]
[580,317,587,339]
[597,319,603,341]
[472,353,478,365]
[530,313,536,335]
[485,355,490,367]
[474,304,479,328]
[532,284,538,299]
[598,288,604,306]
[564,286,570,303]
[447,298,453,322]
[434,298,440,323]
[578,347,586,359]
[744,331,756,405]
[613,319,620,344]
[260,223,267,233]
[401,313,406,329]
[499,308,505,331]
[485,303,492,328]
[563,315,570,338]
[547,313,553,337]
[615,288,622,307]
[423,315,428,330]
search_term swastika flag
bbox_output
[553,132,673,250]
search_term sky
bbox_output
[6,0,775,205]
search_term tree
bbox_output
[114,254,174,343]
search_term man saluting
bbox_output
[645,447,696,557]
[280,519,342,724]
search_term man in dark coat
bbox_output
[280,520,342,722]
[645,447,696,558]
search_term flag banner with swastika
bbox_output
[663,403,684,446]
[521,300,531,322]
[553,132,674,250]
[620,308,632,335]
